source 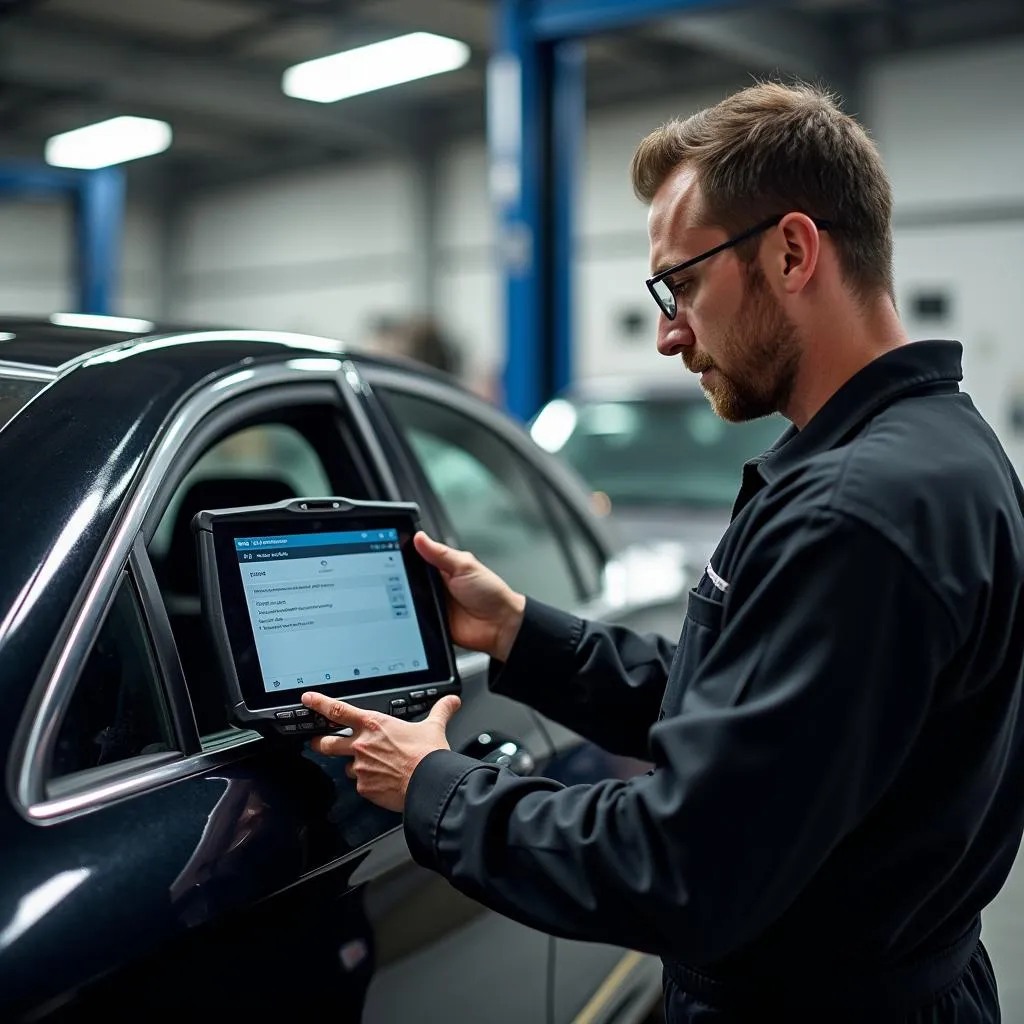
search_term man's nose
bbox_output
[656,314,693,357]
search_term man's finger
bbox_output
[414,531,471,575]
[309,733,355,757]
[301,692,371,727]
[426,694,462,727]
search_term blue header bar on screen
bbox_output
[234,528,399,551]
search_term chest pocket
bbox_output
[658,575,725,720]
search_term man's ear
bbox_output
[766,213,822,296]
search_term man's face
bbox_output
[647,167,800,422]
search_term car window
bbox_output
[150,424,333,560]
[50,574,176,781]
[149,421,337,742]
[543,484,606,602]
[381,390,583,610]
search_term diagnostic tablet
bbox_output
[194,497,459,738]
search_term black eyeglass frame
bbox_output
[645,214,834,320]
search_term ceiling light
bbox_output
[50,314,155,333]
[45,116,172,170]
[282,32,470,104]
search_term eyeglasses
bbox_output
[645,214,834,321]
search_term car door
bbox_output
[134,364,556,1024]
[361,367,670,1024]
[9,355,548,1023]
[7,367,409,1020]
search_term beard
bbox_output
[685,263,801,423]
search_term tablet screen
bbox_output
[235,526,428,695]
[201,501,456,719]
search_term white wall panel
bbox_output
[173,161,419,346]
[867,40,1024,209]
[0,196,159,318]
[893,222,1024,473]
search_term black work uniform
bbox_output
[404,341,1024,1022]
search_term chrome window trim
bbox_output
[15,357,370,823]
[0,361,56,382]
[339,359,402,501]
[32,746,252,824]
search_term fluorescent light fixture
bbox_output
[45,116,172,170]
[283,32,470,104]
[50,313,155,333]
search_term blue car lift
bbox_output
[0,164,125,315]
[492,0,719,421]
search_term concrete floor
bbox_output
[983,841,1024,1022]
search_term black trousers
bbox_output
[663,941,1000,1024]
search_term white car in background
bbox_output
[530,376,788,587]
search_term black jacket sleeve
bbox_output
[403,510,960,964]
[487,597,678,759]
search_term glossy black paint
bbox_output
[0,321,668,1023]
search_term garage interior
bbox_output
[1,0,1023,1020]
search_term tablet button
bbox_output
[410,690,426,699]
[281,724,299,733]
[275,710,295,720]
[299,721,316,732]
[294,708,312,718]
[425,688,438,696]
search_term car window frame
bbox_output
[44,547,185,800]
[138,380,394,750]
[16,358,400,822]
[359,367,618,611]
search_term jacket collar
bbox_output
[752,340,963,484]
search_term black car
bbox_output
[0,318,683,1023]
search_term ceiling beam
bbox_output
[0,21,416,155]
[657,8,857,93]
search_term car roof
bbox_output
[0,314,464,386]
[0,314,352,372]
[0,315,206,369]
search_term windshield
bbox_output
[0,375,47,433]
[533,394,786,510]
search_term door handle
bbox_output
[461,731,536,776]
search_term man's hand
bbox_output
[301,691,462,813]
[414,531,526,662]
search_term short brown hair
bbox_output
[630,81,894,301]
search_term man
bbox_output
[302,82,1024,1021]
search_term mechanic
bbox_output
[301,81,1024,1022]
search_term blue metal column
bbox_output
[491,0,725,420]
[0,162,125,315]
[492,3,584,421]
[74,167,126,314]
[551,38,584,399]
[491,0,546,422]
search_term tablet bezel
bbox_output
[203,500,456,714]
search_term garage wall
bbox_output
[0,196,160,319]
[870,39,1024,471]
[171,160,420,348]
